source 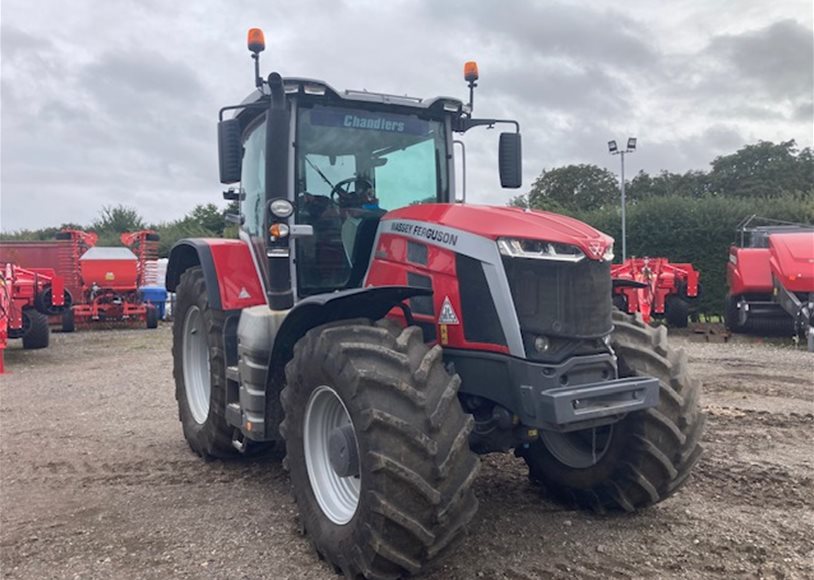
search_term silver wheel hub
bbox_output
[182,305,211,424]
[304,386,361,525]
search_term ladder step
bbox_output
[226,403,242,428]
[226,365,240,383]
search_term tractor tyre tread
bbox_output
[172,266,237,459]
[22,308,50,349]
[281,319,479,579]
[522,309,704,512]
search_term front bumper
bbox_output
[446,349,660,432]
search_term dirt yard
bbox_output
[1,325,812,579]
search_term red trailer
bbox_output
[611,257,700,327]
[0,235,89,304]
[0,263,71,372]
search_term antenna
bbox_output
[247,28,266,89]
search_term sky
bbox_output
[1,0,812,231]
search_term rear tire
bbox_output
[281,319,479,578]
[172,267,237,458]
[62,308,76,333]
[520,310,705,512]
[665,295,689,328]
[22,308,50,349]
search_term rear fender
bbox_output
[166,239,266,311]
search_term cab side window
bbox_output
[241,121,266,236]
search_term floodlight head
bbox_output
[627,137,637,151]
[608,140,618,153]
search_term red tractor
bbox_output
[611,257,700,327]
[166,29,704,578]
[0,262,71,371]
[726,216,814,349]
[61,230,160,331]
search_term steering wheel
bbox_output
[330,177,374,206]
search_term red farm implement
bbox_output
[0,229,161,332]
[63,230,161,331]
[726,216,814,350]
[0,263,71,372]
[611,257,700,327]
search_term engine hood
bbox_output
[769,231,814,292]
[384,204,613,260]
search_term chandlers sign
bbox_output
[389,221,459,247]
[309,108,429,136]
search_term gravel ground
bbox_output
[1,325,812,579]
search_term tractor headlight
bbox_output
[270,199,294,219]
[497,238,585,262]
[603,243,614,262]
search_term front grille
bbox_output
[502,256,612,340]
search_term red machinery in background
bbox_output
[611,257,700,327]
[0,228,161,332]
[0,263,71,372]
[726,216,814,349]
[62,230,160,331]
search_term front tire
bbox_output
[172,267,236,458]
[22,308,50,349]
[62,308,75,333]
[520,310,705,511]
[281,319,479,578]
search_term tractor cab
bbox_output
[216,30,521,309]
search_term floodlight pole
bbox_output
[609,139,636,261]
[620,151,627,261]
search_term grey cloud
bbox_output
[82,51,205,103]
[486,61,632,116]
[707,19,813,101]
[429,0,659,69]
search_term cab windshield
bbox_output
[295,104,448,294]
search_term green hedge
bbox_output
[565,194,814,314]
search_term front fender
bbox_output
[269,285,431,367]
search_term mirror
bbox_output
[498,132,522,189]
[218,118,243,184]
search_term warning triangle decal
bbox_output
[438,296,460,325]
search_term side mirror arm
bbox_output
[454,117,520,134]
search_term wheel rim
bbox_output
[303,385,361,525]
[542,425,614,469]
[182,305,211,424]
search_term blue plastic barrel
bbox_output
[139,286,168,319]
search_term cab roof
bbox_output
[234,77,463,116]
